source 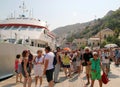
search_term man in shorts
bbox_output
[101,49,110,75]
[44,46,55,87]
[83,47,93,85]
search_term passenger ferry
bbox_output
[0,1,56,79]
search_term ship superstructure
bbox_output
[0,1,56,79]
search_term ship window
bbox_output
[19,27,28,31]
[31,42,34,46]
[38,44,40,47]
[36,28,42,31]
[4,26,11,30]
[12,26,19,30]
[8,39,16,43]
[17,39,22,44]
[44,30,46,34]
[28,27,35,31]
[0,26,5,30]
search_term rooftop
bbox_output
[89,37,100,40]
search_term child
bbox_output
[15,54,22,83]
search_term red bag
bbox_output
[102,72,109,84]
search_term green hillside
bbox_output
[74,8,120,38]
[53,8,120,46]
[68,8,120,46]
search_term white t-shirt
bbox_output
[72,52,77,59]
[44,52,54,70]
[101,52,109,63]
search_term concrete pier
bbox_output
[0,63,120,87]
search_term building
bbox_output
[72,38,87,49]
[87,28,114,49]
[88,37,100,49]
[95,28,114,41]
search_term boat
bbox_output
[0,1,56,80]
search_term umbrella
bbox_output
[104,44,118,48]
[63,47,71,51]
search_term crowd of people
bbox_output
[15,46,120,87]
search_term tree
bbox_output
[101,41,107,48]
[106,35,120,47]
[114,28,120,38]
[114,38,120,47]
[106,36,113,42]
[80,45,86,49]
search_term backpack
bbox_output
[53,52,57,65]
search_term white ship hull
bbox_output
[0,43,43,80]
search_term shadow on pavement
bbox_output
[59,76,67,82]
[108,73,119,78]
[82,76,87,80]
[0,75,14,82]
[2,83,17,87]
[69,74,79,82]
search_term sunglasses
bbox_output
[93,55,98,56]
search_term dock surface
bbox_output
[0,63,120,87]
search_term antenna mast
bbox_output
[29,9,33,18]
[19,0,28,18]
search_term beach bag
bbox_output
[102,72,109,84]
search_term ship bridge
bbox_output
[0,18,56,48]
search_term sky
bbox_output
[0,0,120,30]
